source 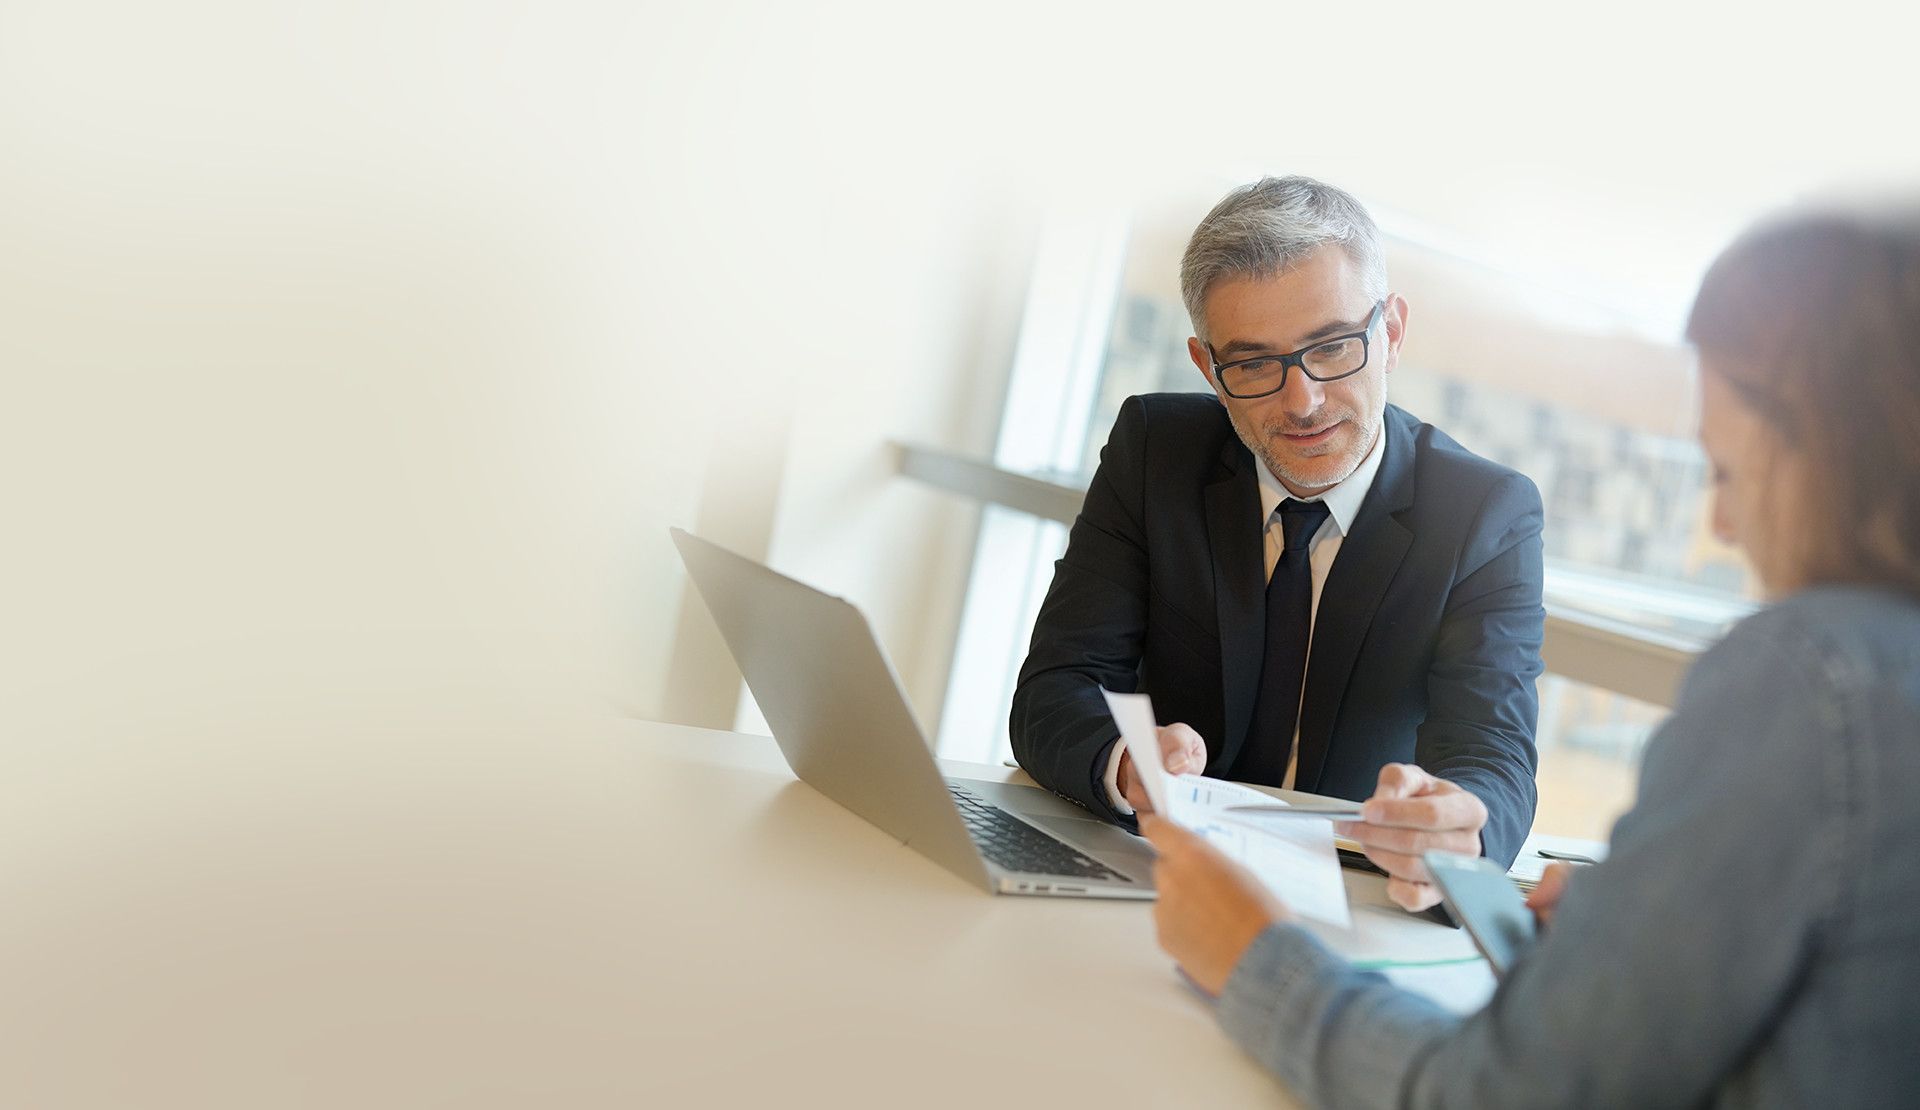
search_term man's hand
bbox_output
[1116,723,1207,814]
[1334,763,1488,912]
[1141,815,1292,996]
[1525,861,1576,929]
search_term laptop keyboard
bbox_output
[946,784,1128,882]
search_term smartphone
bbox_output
[1422,850,1536,977]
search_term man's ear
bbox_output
[1188,337,1226,401]
[1381,294,1410,374]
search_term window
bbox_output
[935,188,1759,840]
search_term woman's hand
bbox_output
[1525,861,1576,928]
[1140,816,1293,996]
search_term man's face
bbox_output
[1187,245,1405,497]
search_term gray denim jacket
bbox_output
[1217,585,1920,1108]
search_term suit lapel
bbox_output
[1294,408,1417,793]
[1204,440,1265,776]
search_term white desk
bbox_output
[0,712,1585,1109]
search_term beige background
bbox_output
[2,2,1916,1105]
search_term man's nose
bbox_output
[1277,367,1327,416]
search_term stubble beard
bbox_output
[1227,404,1378,494]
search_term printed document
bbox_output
[1102,689,1350,928]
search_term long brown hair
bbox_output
[1685,206,1920,599]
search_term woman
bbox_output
[1144,206,1920,1108]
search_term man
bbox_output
[1010,176,1543,911]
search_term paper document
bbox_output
[1101,689,1351,928]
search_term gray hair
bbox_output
[1179,175,1388,340]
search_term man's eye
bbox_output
[1237,359,1282,374]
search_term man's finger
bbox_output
[1385,876,1443,912]
[1158,723,1208,774]
[1357,845,1429,883]
[1361,789,1484,831]
[1338,822,1480,858]
[1371,762,1434,800]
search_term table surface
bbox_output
[0,709,1603,1109]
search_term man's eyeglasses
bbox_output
[1206,301,1386,400]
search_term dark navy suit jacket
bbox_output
[1010,394,1544,866]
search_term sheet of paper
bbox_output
[1164,775,1279,811]
[1380,960,1497,1014]
[1101,689,1171,813]
[1100,689,1350,928]
[1179,803,1352,928]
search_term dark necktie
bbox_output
[1233,498,1330,786]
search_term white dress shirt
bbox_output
[1104,426,1388,813]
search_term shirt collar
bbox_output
[1254,419,1388,539]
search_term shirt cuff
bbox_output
[1101,736,1134,815]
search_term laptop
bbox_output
[670,528,1154,899]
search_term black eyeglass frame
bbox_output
[1205,300,1387,399]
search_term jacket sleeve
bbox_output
[1009,395,1152,824]
[1415,470,1545,866]
[1217,606,1847,1109]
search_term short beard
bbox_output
[1227,404,1378,493]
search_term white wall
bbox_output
[0,6,693,745]
[0,2,1051,760]
[6,0,1914,756]
[749,187,1036,736]
[671,178,1039,739]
